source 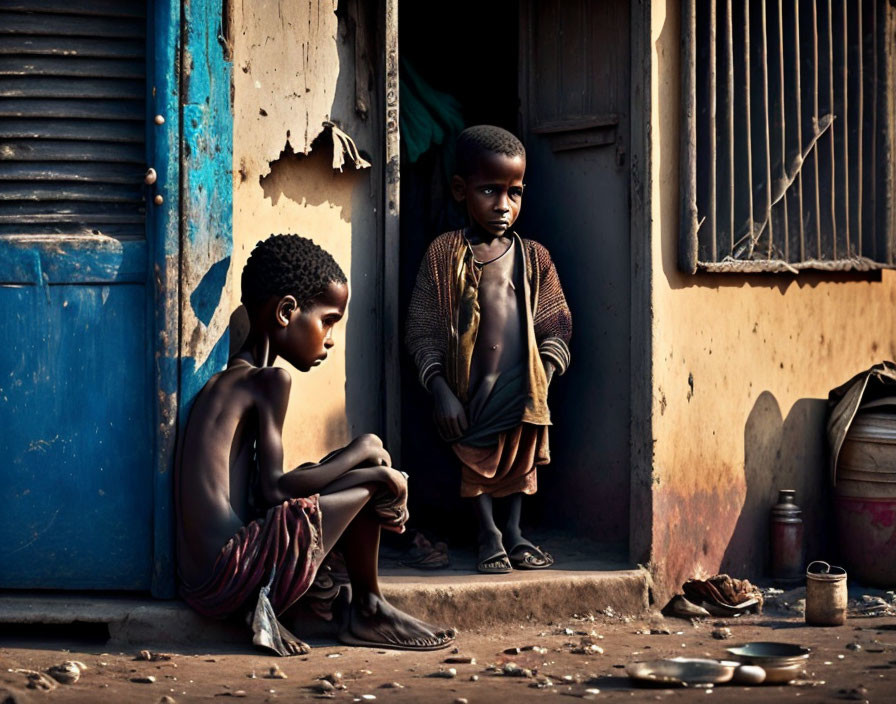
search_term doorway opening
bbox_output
[396,0,632,565]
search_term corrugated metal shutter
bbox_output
[0,0,147,239]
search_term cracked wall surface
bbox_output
[647,1,896,601]
[231,0,381,466]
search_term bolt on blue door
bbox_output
[0,1,155,589]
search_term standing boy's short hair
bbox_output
[454,125,526,177]
[241,234,347,310]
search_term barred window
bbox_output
[680,0,896,274]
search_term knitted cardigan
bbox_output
[406,230,572,425]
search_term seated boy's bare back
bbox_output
[177,362,290,588]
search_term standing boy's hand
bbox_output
[429,376,468,441]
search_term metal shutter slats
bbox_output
[0,0,146,236]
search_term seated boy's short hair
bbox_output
[241,234,347,310]
[455,125,526,177]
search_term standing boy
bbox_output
[406,126,572,573]
[177,234,455,654]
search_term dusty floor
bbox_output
[2,610,895,703]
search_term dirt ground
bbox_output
[2,610,895,704]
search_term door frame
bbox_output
[147,0,181,598]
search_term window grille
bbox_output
[680,0,896,273]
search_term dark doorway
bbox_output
[397,0,631,557]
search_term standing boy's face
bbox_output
[279,281,349,372]
[452,151,526,236]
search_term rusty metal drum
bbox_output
[835,412,896,587]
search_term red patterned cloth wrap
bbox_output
[181,496,325,619]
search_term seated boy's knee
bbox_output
[359,433,383,449]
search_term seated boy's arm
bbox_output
[277,434,392,498]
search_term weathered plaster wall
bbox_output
[230,1,382,467]
[648,1,896,599]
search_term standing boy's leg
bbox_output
[473,494,512,573]
[502,493,553,569]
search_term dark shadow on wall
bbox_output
[722,391,833,578]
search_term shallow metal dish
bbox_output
[626,658,737,686]
[761,662,805,684]
[726,642,810,665]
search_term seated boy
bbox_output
[406,125,572,574]
[176,234,455,654]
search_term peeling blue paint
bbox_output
[190,256,230,327]
[179,331,230,418]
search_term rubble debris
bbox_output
[662,594,711,619]
[316,680,335,694]
[469,675,479,682]
[137,651,173,662]
[682,574,763,616]
[131,676,157,684]
[158,696,177,704]
[47,660,86,684]
[378,682,404,689]
[445,656,476,664]
[428,668,457,679]
[711,627,732,640]
[846,642,862,651]
[322,672,343,686]
[454,699,469,704]
[265,665,287,679]
[501,663,533,678]
[13,668,57,691]
[838,685,869,700]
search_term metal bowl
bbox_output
[626,658,738,686]
[726,642,810,665]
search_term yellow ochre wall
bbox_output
[647,2,896,598]
[229,1,382,469]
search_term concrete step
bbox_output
[0,565,647,648]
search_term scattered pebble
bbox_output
[839,685,869,700]
[137,651,173,662]
[445,656,476,664]
[838,654,846,660]
[469,675,479,682]
[650,627,672,635]
[711,627,732,640]
[326,653,342,658]
[158,696,177,704]
[13,669,58,691]
[48,661,84,684]
[266,665,287,679]
[454,699,469,704]
[428,668,457,678]
[379,682,404,689]
[323,672,344,685]
[846,643,862,651]
[131,676,157,684]
[360,695,376,701]
[316,680,336,693]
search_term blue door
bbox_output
[0,0,173,590]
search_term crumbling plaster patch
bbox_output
[233,0,340,181]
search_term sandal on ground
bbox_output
[508,545,554,570]
[476,551,513,574]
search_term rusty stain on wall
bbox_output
[647,1,896,603]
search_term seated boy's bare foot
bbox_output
[339,593,455,650]
[284,638,310,656]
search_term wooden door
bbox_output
[0,0,162,589]
[519,0,631,543]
